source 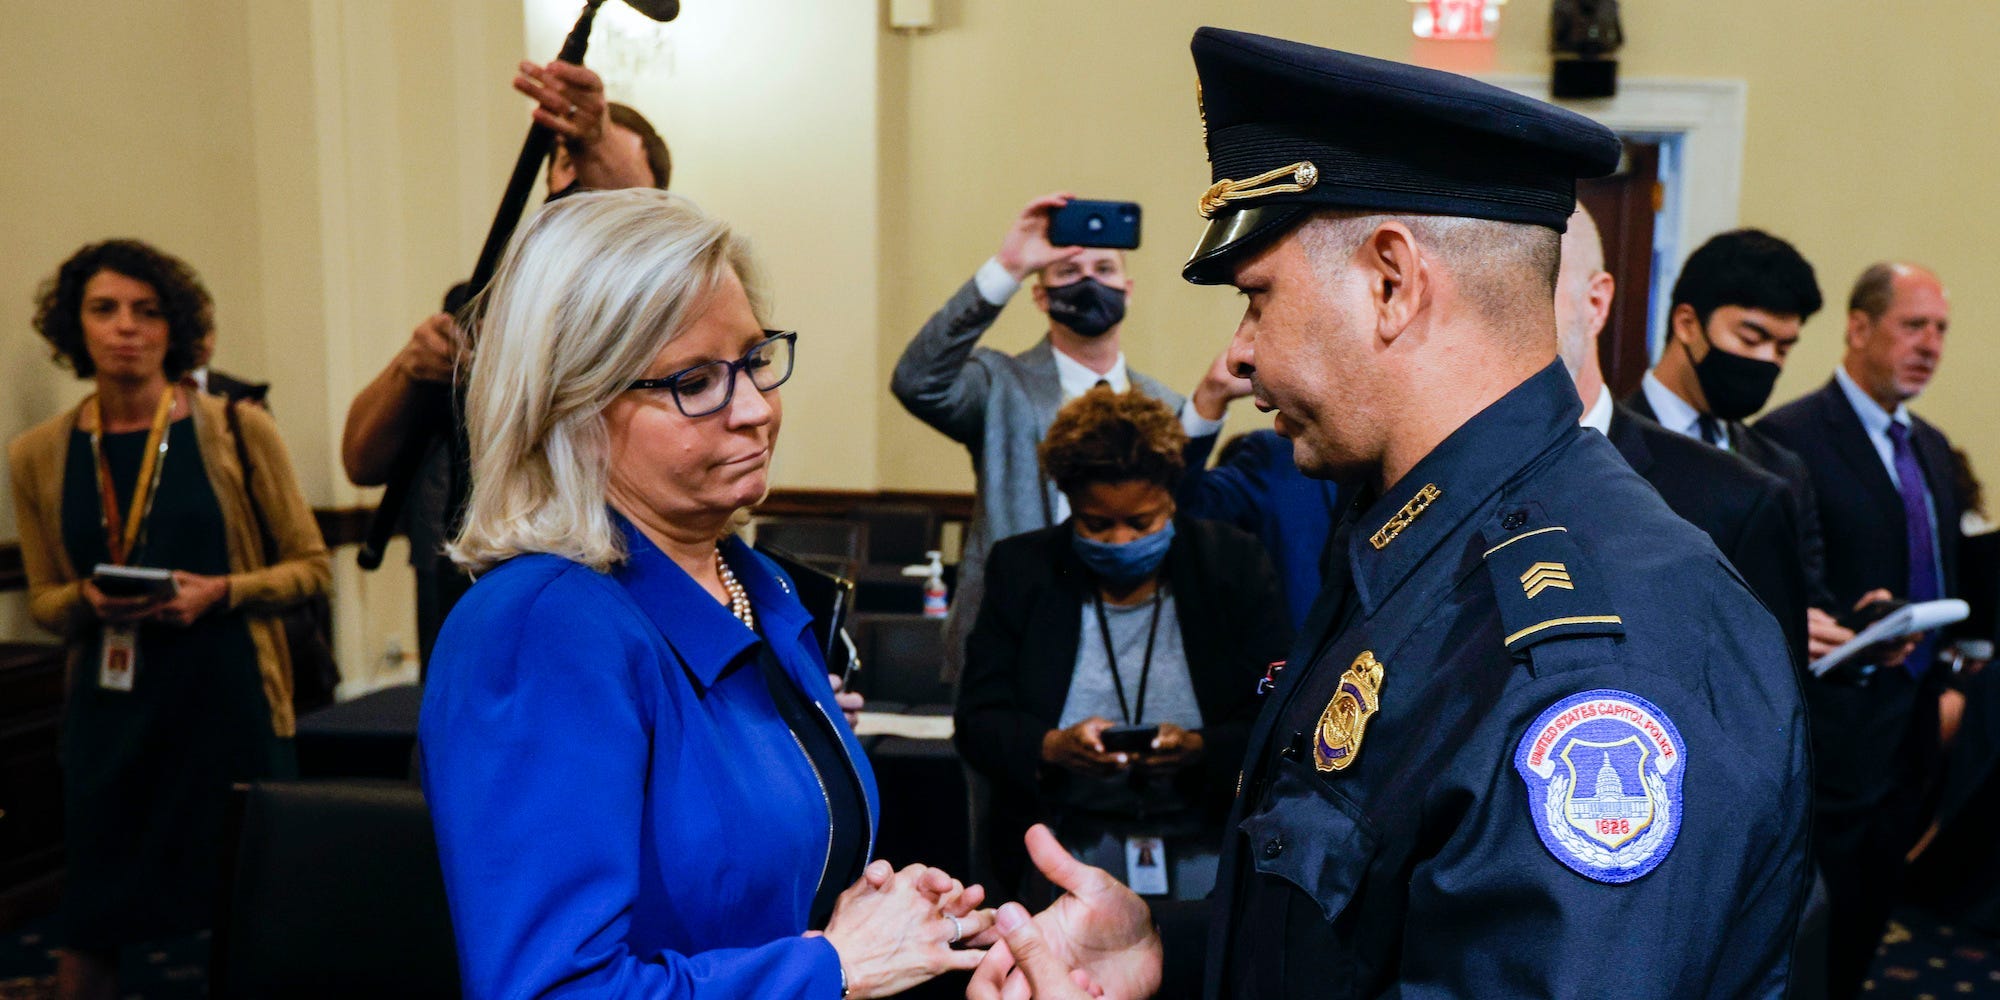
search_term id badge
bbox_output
[1125,836,1169,896]
[99,624,138,692]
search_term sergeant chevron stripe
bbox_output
[1520,561,1574,599]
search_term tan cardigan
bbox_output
[7,391,332,737]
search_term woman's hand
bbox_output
[81,579,160,624]
[822,861,995,998]
[1041,718,1130,776]
[150,572,229,628]
[1135,723,1204,774]
[829,672,864,728]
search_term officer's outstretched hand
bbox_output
[967,825,1162,1000]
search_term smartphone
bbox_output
[1048,199,1142,250]
[1100,724,1160,754]
[91,563,178,601]
[1839,597,1908,633]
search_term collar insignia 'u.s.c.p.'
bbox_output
[1369,483,1442,550]
[1515,689,1686,884]
[1314,650,1384,772]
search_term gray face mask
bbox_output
[1044,277,1128,338]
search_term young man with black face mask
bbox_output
[1626,230,1838,619]
[892,193,1224,684]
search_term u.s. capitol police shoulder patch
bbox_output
[1514,689,1685,884]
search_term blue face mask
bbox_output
[1071,519,1176,586]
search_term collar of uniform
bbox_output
[610,513,807,691]
[1346,361,1583,614]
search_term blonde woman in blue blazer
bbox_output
[420,190,994,999]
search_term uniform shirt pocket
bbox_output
[1239,756,1380,923]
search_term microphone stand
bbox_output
[357,0,610,570]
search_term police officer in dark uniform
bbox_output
[971,28,1813,1000]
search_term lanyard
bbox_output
[85,389,176,566]
[1092,585,1165,726]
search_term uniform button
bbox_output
[1263,835,1285,859]
[1502,511,1528,530]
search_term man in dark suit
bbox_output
[1557,207,1809,670]
[1758,261,1962,999]
[1623,229,1868,659]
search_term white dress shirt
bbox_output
[1640,370,1728,449]
[1580,384,1614,436]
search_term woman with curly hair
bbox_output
[7,239,329,999]
[954,386,1292,903]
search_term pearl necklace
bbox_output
[716,549,755,630]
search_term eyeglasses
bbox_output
[626,331,797,417]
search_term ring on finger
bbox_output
[566,102,579,117]
[946,914,964,944]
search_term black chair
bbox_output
[754,518,867,569]
[852,612,953,709]
[852,503,937,566]
[212,780,459,998]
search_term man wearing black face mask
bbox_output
[893,194,1224,684]
[1625,230,1836,619]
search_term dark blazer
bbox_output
[954,517,1292,878]
[1606,404,1808,670]
[1757,378,1962,820]
[1180,429,1343,631]
[1627,388,1831,606]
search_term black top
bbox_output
[57,417,287,948]
[954,517,1293,888]
[753,641,867,929]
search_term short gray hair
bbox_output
[1298,211,1560,324]
[449,189,761,573]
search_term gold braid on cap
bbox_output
[1198,161,1320,219]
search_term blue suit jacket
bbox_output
[1182,429,1342,630]
[420,521,880,999]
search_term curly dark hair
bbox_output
[33,239,209,379]
[1039,386,1190,497]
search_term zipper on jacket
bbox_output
[787,727,835,900]
[812,699,877,864]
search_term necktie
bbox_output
[1696,414,1726,448]
[1887,422,1941,676]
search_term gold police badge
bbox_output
[1314,651,1385,772]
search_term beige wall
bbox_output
[0,0,522,687]
[6,1,1998,658]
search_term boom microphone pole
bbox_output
[358,0,680,570]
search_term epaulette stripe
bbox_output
[1504,615,1623,647]
[1483,525,1568,559]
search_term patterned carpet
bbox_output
[1865,908,2000,998]
[0,906,1994,998]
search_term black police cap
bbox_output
[1183,27,1622,285]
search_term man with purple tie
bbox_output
[1757,261,1963,999]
